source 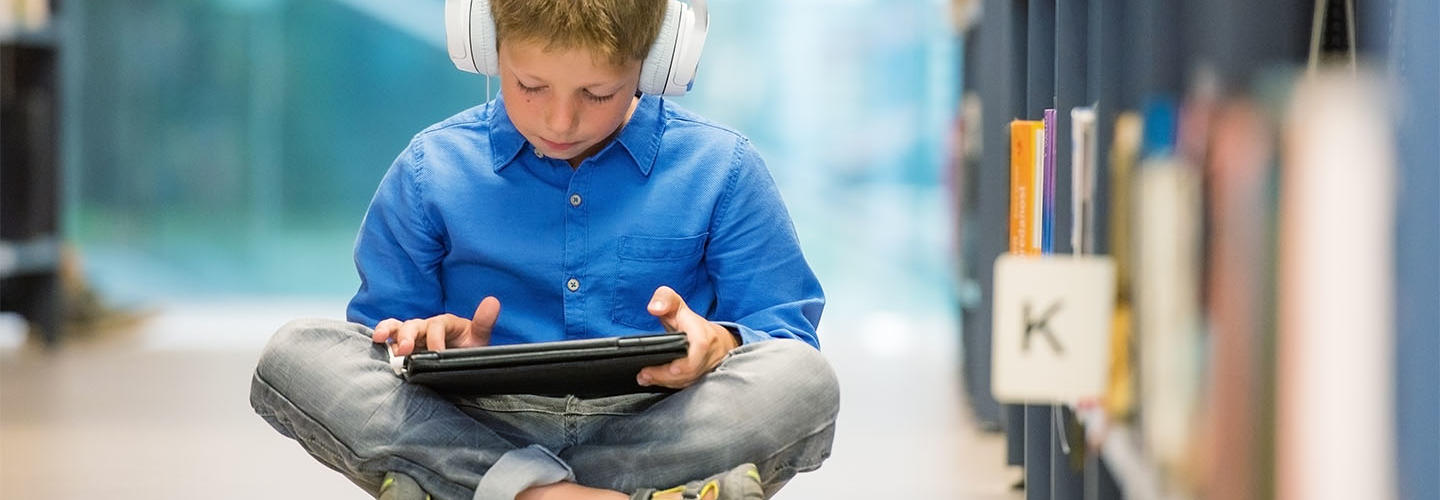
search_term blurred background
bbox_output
[2,0,1437,499]
[2,0,1011,498]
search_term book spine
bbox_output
[1204,99,1272,500]
[1071,107,1096,255]
[1010,120,1042,255]
[1278,73,1396,500]
[1032,125,1044,254]
[1043,108,1056,253]
[1135,159,1203,474]
[1009,120,1031,254]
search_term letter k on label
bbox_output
[1022,300,1064,355]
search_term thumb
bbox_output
[469,296,501,345]
[647,286,688,332]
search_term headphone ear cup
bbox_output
[472,0,500,76]
[639,0,682,95]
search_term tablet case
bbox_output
[401,333,689,397]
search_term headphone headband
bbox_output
[444,0,707,96]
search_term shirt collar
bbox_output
[614,94,663,176]
[487,95,528,173]
[487,93,665,176]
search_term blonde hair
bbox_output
[491,0,667,67]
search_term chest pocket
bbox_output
[610,233,708,330]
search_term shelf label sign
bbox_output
[991,254,1115,404]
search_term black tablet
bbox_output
[393,333,689,397]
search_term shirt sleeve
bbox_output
[346,140,447,327]
[707,139,825,349]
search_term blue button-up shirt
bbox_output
[346,94,824,349]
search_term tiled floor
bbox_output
[0,297,1018,499]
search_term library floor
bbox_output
[0,184,1017,499]
[0,294,1020,499]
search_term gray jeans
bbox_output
[249,319,839,500]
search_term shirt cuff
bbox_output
[713,321,768,346]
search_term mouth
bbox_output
[539,137,580,151]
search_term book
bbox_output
[1032,123,1045,253]
[1110,113,1141,301]
[1070,107,1096,256]
[1042,108,1057,254]
[1134,157,1203,479]
[1104,112,1142,419]
[1202,97,1274,500]
[1135,94,1203,483]
[1009,120,1044,255]
[1278,71,1396,500]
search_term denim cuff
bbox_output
[472,444,575,500]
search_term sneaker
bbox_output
[630,463,764,500]
[378,472,431,500]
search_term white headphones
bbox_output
[444,0,708,97]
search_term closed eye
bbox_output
[583,89,615,103]
[515,78,614,103]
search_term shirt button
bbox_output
[569,194,582,207]
[567,278,580,292]
[533,148,544,158]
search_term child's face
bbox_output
[498,40,642,164]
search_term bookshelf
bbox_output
[1389,1,1439,498]
[955,0,1438,499]
[1,0,62,344]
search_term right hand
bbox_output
[371,297,501,356]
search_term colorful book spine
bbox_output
[1042,108,1056,254]
[1104,112,1142,419]
[1009,120,1043,255]
[1031,123,1044,253]
[1203,98,1272,500]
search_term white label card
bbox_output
[991,254,1115,404]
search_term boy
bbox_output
[249,1,837,499]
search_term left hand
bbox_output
[636,286,739,389]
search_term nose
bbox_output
[544,96,580,138]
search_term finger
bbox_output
[669,317,712,377]
[640,330,707,387]
[426,317,448,352]
[636,364,660,387]
[647,286,688,332]
[668,338,706,377]
[372,318,402,343]
[395,318,426,356]
[468,297,501,346]
[637,360,693,389]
